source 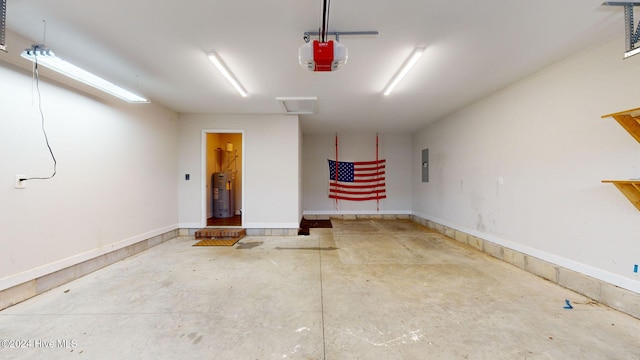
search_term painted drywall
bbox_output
[412,38,640,293]
[0,57,178,290]
[178,114,301,228]
[302,133,412,214]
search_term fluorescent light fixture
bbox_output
[383,47,425,96]
[624,47,640,58]
[20,45,148,103]
[207,52,248,97]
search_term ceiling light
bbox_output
[207,52,248,97]
[20,45,148,103]
[383,47,425,96]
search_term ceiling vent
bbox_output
[277,97,317,114]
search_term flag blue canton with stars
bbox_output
[328,160,354,182]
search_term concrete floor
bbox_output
[1,219,639,359]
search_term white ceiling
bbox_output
[4,0,627,134]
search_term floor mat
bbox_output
[193,228,246,246]
[193,238,242,246]
[298,218,332,236]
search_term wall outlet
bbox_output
[15,175,26,189]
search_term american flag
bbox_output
[328,159,386,201]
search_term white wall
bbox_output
[0,58,178,290]
[302,133,413,214]
[178,114,301,228]
[412,38,640,293]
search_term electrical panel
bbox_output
[422,148,429,182]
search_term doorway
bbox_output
[204,131,243,227]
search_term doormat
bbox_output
[193,238,242,246]
[193,228,246,246]
[298,218,332,236]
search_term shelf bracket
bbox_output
[603,2,640,58]
[601,107,640,144]
[302,31,379,43]
[602,180,640,211]
[0,0,6,52]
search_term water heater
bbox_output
[213,172,234,218]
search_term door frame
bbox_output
[201,129,245,227]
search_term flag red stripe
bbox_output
[353,171,385,178]
[354,165,385,172]
[329,194,387,201]
[352,160,386,166]
[330,189,386,196]
[349,177,385,183]
[330,182,386,190]
[329,190,384,197]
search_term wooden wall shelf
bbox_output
[602,108,640,211]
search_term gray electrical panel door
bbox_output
[422,149,429,182]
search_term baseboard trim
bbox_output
[178,222,204,229]
[243,222,299,228]
[0,224,179,292]
[304,210,412,216]
[411,213,640,319]
[179,215,414,236]
[0,227,178,311]
[179,228,299,236]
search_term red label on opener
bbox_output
[313,40,334,71]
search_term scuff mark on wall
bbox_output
[476,213,486,232]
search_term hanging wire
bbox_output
[320,0,332,42]
[316,0,332,43]
[325,0,331,42]
[317,0,322,42]
[22,53,57,182]
[321,0,326,42]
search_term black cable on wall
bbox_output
[21,57,57,182]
